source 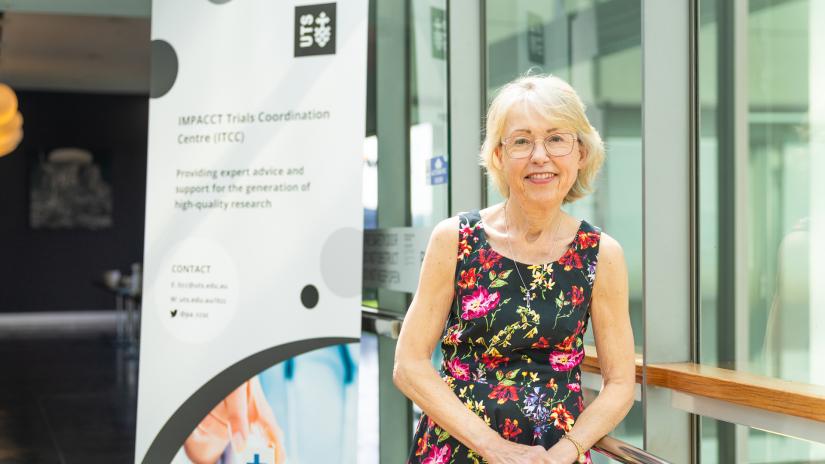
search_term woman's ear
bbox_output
[577,138,588,168]
[492,145,503,170]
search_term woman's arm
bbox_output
[546,233,637,463]
[394,217,551,463]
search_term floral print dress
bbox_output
[408,209,601,464]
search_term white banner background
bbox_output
[136,1,367,462]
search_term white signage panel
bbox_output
[137,1,367,462]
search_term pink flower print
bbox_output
[445,358,471,381]
[422,443,452,464]
[459,225,473,239]
[461,286,500,320]
[549,349,585,371]
[567,382,581,392]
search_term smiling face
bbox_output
[493,104,586,206]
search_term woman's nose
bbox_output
[530,140,552,162]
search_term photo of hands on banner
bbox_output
[174,344,358,464]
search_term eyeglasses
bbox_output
[501,132,578,159]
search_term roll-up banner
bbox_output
[136,1,367,463]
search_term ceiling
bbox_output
[0,11,150,94]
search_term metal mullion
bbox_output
[641,0,693,462]
[447,0,484,215]
[689,0,701,461]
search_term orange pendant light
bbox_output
[0,83,24,158]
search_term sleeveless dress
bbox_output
[408,209,601,464]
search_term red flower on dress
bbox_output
[458,268,480,289]
[461,286,501,320]
[415,432,430,456]
[477,248,502,271]
[488,384,519,404]
[555,321,585,352]
[567,382,581,392]
[422,443,452,464]
[576,231,599,249]
[500,418,523,441]
[443,324,463,346]
[568,286,585,307]
[531,337,551,349]
[550,404,575,432]
[549,349,585,371]
[558,249,583,271]
[458,239,472,260]
[481,352,509,369]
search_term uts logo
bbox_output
[294,3,337,57]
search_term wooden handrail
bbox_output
[582,344,825,423]
[360,311,825,424]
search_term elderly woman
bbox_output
[393,74,636,464]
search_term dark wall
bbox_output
[0,91,148,312]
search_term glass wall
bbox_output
[701,417,825,463]
[699,0,825,461]
[484,0,643,454]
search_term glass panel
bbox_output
[699,0,824,461]
[699,0,822,383]
[701,417,825,463]
[410,0,449,228]
[484,0,644,351]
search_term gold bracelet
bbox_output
[561,434,587,463]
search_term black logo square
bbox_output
[294,3,337,57]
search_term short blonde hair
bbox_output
[479,74,605,203]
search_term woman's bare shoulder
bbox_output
[598,231,624,255]
[595,231,627,278]
[421,216,460,263]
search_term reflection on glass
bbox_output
[699,0,822,384]
[699,0,824,461]
[485,0,643,352]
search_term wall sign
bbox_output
[363,227,431,294]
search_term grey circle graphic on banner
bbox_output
[301,285,319,309]
[208,0,233,3]
[320,228,362,298]
[150,40,178,99]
